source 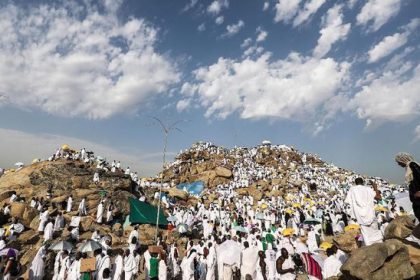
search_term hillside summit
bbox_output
[0,142,417,280]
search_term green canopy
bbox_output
[129,198,168,226]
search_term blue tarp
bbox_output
[177,181,205,195]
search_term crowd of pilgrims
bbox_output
[0,143,417,280]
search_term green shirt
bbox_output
[81,272,91,280]
[266,233,275,244]
[149,257,159,278]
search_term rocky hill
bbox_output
[158,141,388,201]
[0,159,136,216]
[0,159,147,277]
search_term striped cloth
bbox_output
[301,252,323,280]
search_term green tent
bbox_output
[129,198,168,226]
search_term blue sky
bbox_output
[0,0,418,183]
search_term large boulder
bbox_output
[74,189,97,198]
[80,216,95,232]
[51,195,68,203]
[248,187,263,202]
[341,239,416,280]
[333,229,359,253]
[138,224,157,246]
[404,241,420,266]
[384,215,416,240]
[17,230,40,246]
[29,215,40,231]
[164,188,188,200]
[214,167,232,178]
[0,190,15,202]
[10,202,38,227]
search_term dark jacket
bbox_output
[409,162,420,206]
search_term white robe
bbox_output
[38,210,49,232]
[265,249,277,280]
[345,185,376,225]
[97,255,111,280]
[181,253,196,280]
[345,185,383,245]
[54,215,64,231]
[322,255,342,279]
[97,203,104,223]
[44,222,54,241]
[240,247,259,279]
[124,253,137,280]
[58,256,70,280]
[52,251,63,280]
[29,246,46,280]
[277,256,295,280]
[67,259,81,280]
[205,248,216,280]
[159,260,167,280]
[169,246,180,278]
[113,255,123,280]
[78,199,87,215]
[66,197,73,212]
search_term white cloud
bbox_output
[0,2,179,119]
[313,5,351,58]
[263,2,270,11]
[256,28,268,42]
[182,0,198,12]
[350,63,420,126]
[241,38,253,48]
[293,0,326,27]
[215,16,224,25]
[181,52,350,123]
[414,125,420,142]
[176,99,191,111]
[368,33,408,63]
[223,20,245,37]
[243,46,264,57]
[274,0,302,23]
[198,23,206,32]
[0,128,164,176]
[356,0,402,32]
[348,0,358,9]
[368,19,419,63]
[207,0,229,15]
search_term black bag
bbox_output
[11,260,21,277]
[292,254,303,268]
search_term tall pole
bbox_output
[152,117,185,243]
[155,130,168,242]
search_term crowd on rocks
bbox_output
[0,143,418,280]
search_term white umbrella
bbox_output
[233,225,249,233]
[255,213,265,220]
[14,162,24,167]
[167,216,177,222]
[79,239,102,253]
[217,240,241,266]
[50,241,73,252]
[177,224,188,234]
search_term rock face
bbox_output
[333,229,359,253]
[341,239,416,280]
[0,160,135,217]
[384,215,416,240]
[214,166,232,178]
[10,203,38,227]
[163,188,189,200]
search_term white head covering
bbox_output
[395,153,416,183]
